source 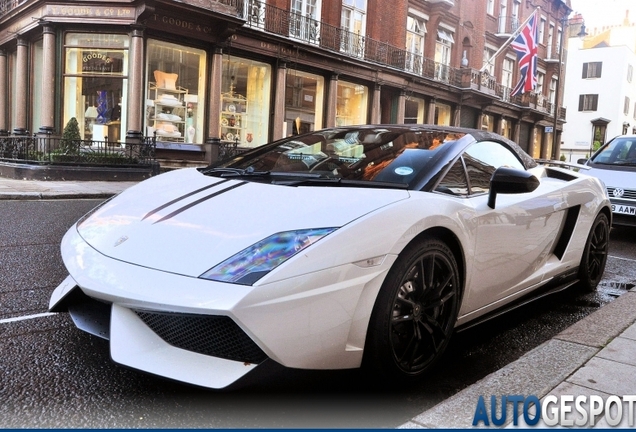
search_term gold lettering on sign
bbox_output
[48,6,133,18]
[152,14,212,34]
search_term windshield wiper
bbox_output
[200,167,271,177]
[201,167,337,180]
[274,177,408,189]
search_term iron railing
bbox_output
[0,134,156,166]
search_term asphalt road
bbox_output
[1,199,635,428]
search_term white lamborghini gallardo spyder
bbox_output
[50,125,611,389]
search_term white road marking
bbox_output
[0,312,56,324]
[608,255,636,262]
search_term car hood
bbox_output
[75,168,409,277]
[585,165,636,189]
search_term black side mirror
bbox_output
[577,158,588,165]
[488,167,540,209]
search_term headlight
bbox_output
[200,228,337,285]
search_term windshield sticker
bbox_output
[394,167,414,176]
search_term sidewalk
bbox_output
[400,287,636,428]
[2,177,636,428]
[0,176,136,200]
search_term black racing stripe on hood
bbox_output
[142,179,230,221]
[153,181,248,224]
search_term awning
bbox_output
[437,29,455,44]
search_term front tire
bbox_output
[364,238,460,383]
[578,212,610,291]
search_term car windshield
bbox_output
[217,127,466,187]
[591,137,636,166]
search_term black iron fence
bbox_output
[0,134,156,167]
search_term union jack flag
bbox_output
[511,10,539,96]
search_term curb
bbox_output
[399,289,636,429]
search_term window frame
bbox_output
[578,94,599,112]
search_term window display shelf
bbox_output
[148,83,189,142]
[221,92,248,145]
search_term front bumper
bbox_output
[50,226,395,389]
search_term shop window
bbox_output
[146,40,206,144]
[481,114,494,131]
[285,69,324,136]
[336,81,368,126]
[501,118,512,138]
[63,33,129,143]
[222,55,271,148]
[404,97,425,124]
[434,102,451,126]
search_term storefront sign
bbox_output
[147,13,215,41]
[46,5,135,19]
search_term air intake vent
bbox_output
[135,311,267,364]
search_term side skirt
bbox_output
[455,269,579,333]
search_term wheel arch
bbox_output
[401,226,466,298]
[599,205,612,227]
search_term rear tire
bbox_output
[364,238,460,384]
[578,212,610,292]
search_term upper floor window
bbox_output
[578,94,598,111]
[406,14,426,73]
[536,72,545,95]
[582,62,602,79]
[290,0,321,43]
[511,0,521,30]
[434,28,454,81]
[502,57,514,87]
[406,15,426,56]
[341,0,367,57]
[483,47,496,75]
[539,17,546,44]
[341,0,366,35]
[628,64,633,82]
[547,23,555,58]
[549,77,557,104]
[487,0,495,15]
[624,97,631,116]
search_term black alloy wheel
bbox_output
[578,212,610,291]
[365,238,460,382]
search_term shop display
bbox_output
[148,70,189,142]
[221,91,248,146]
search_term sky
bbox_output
[569,0,635,33]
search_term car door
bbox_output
[436,140,567,317]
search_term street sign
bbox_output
[545,126,554,133]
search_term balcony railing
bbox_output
[0,0,20,16]
[0,134,156,166]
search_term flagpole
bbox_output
[479,7,540,73]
